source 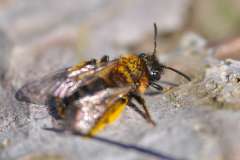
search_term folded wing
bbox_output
[66,86,131,135]
[15,60,117,105]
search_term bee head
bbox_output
[138,23,191,85]
[138,23,164,82]
[139,53,164,82]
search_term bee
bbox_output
[15,23,191,136]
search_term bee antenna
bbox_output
[153,23,158,56]
[162,65,191,81]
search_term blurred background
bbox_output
[0,0,240,79]
[0,0,239,84]
[0,0,240,83]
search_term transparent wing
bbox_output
[66,86,132,135]
[15,60,117,105]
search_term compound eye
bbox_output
[151,71,160,81]
[139,53,146,58]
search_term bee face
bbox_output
[139,53,164,83]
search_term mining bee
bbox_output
[15,23,191,136]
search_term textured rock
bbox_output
[204,59,240,107]
[1,1,240,160]
[0,28,12,80]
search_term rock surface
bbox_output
[1,1,240,160]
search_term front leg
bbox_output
[150,82,163,91]
[100,55,109,63]
[145,82,164,96]
[86,58,97,65]
[128,93,156,126]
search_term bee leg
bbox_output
[145,83,163,96]
[129,94,156,126]
[100,55,109,63]
[87,58,97,65]
[48,96,66,120]
[128,101,150,122]
[151,82,163,91]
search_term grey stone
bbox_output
[1,1,240,160]
[1,32,240,160]
[0,29,12,80]
[204,59,240,105]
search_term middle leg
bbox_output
[128,93,156,126]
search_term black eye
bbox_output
[150,71,160,81]
[139,53,146,58]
